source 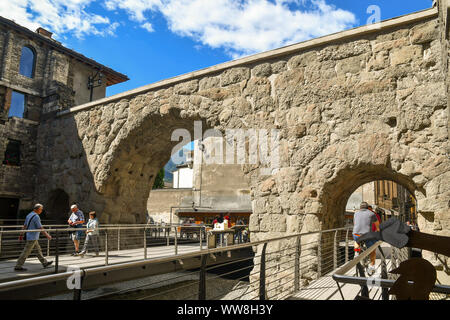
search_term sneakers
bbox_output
[43,261,53,268]
[78,251,86,257]
[14,266,27,271]
[71,251,80,256]
[367,265,376,276]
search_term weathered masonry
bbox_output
[39,4,449,232]
[28,2,450,297]
[0,16,128,221]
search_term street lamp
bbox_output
[87,70,103,102]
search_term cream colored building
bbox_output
[147,138,252,224]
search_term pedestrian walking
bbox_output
[14,204,53,271]
[368,205,381,232]
[68,204,85,255]
[234,218,244,243]
[353,202,380,276]
[78,211,100,257]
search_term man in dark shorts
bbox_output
[353,202,380,276]
[68,204,85,255]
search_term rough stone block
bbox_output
[220,67,250,86]
[390,45,423,66]
[335,54,366,75]
[410,21,439,44]
[174,79,199,95]
[252,63,272,77]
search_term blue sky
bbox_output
[1,0,433,97]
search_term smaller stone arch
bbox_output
[319,163,423,230]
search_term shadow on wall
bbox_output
[46,188,70,223]
[36,105,211,224]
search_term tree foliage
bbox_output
[152,168,165,189]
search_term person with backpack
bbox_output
[368,205,381,232]
[353,202,380,276]
[14,204,53,271]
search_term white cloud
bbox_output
[1,0,357,57]
[104,0,160,22]
[101,0,356,57]
[141,22,154,32]
[0,0,115,39]
[157,0,357,58]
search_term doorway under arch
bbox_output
[46,189,70,223]
[318,164,423,231]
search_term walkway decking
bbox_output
[289,257,392,300]
[0,244,202,283]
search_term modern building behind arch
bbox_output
[0,16,128,223]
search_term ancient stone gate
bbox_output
[35,5,449,297]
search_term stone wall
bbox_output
[0,21,116,218]
[34,9,449,297]
[0,117,39,212]
[147,189,194,223]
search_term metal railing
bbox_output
[0,223,251,269]
[332,241,450,300]
[0,226,352,300]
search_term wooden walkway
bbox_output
[0,244,202,283]
[288,259,392,300]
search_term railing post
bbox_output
[144,227,147,259]
[198,254,207,300]
[259,242,268,300]
[378,246,389,300]
[105,230,109,266]
[54,230,59,274]
[117,226,121,251]
[345,229,349,263]
[46,227,51,257]
[174,227,178,255]
[166,226,170,246]
[333,230,338,270]
[0,227,3,257]
[199,226,203,251]
[294,235,301,292]
[317,232,322,278]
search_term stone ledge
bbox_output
[150,188,194,192]
[0,79,42,97]
[5,117,39,126]
[58,7,438,117]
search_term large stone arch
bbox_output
[71,96,216,223]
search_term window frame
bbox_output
[19,45,37,79]
[8,90,27,119]
[3,139,22,166]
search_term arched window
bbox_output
[19,46,36,78]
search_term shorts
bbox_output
[71,225,83,241]
[353,234,377,249]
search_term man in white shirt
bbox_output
[67,204,85,255]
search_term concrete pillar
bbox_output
[193,140,203,206]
